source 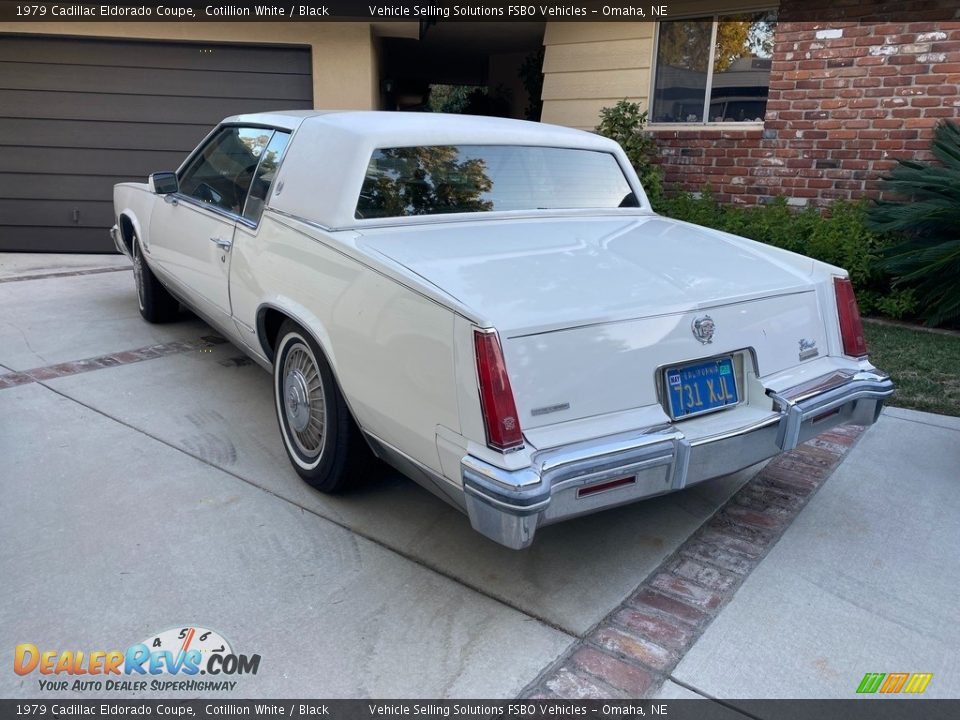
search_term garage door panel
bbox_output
[0,174,130,202]
[0,36,312,251]
[0,227,116,253]
[3,146,188,178]
[0,199,114,228]
[0,37,311,75]
[0,62,313,101]
[0,118,207,152]
[0,89,301,125]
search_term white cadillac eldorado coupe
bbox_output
[112,111,893,548]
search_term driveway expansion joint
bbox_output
[520,424,867,700]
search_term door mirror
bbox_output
[149,172,179,195]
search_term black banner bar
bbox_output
[1,0,958,22]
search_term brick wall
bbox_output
[652,2,960,207]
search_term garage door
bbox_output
[0,35,313,252]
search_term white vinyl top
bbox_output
[219,110,646,229]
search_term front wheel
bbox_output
[132,236,179,323]
[273,321,369,492]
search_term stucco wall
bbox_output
[0,21,418,110]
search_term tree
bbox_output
[657,14,775,73]
[357,147,494,218]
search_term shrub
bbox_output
[658,191,911,318]
[595,100,664,206]
[867,120,960,327]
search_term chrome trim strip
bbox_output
[533,424,675,478]
[505,295,812,341]
[671,437,692,490]
[769,369,893,451]
[688,414,781,447]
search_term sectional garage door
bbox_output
[0,35,313,252]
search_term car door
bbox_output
[148,126,273,323]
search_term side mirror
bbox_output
[149,172,179,195]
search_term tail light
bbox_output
[474,330,523,451]
[834,276,867,357]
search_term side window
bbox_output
[242,131,290,224]
[179,127,272,215]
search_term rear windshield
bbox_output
[355,145,638,219]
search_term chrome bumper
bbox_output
[109,225,126,256]
[461,368,894,549]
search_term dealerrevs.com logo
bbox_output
[14,626,261,693]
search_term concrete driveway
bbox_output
[3,253,956,706]
[0,253,752,698]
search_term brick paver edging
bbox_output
[521,423,867,700]
[0,335,227,390]
[0,266,131,284]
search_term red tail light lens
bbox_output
[834,276,867,357]
[474,330,523,451]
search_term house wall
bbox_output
[542,2,960,207]
[655,6,960,206]
[540,1,773,130]
[541,22,655,130]
[0,21,418,110]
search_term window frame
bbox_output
[174,122,290,229]
[646,7,778,130]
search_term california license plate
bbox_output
[664,356,739,420]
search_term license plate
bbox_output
[664,356,739,420]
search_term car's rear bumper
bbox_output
[461,368,893,549]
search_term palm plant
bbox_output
[867,120,960,326]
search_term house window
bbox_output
[651,10,777,124]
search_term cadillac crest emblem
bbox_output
[692,315,715,344]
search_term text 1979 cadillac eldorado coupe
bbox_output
[112,111,894,548]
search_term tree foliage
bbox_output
[867,120,960,326]
[357,146,493,218]
[657,15,775,73]
[595,100,664,206]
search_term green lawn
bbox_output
[863,320,960,417]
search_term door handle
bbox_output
[210,237,233,251]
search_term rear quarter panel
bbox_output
[230,214,461,473]
[113,182,155,254]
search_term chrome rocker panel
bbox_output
[462,368,894,549]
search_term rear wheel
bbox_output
[273,320,370,492]
[132,235,179,323]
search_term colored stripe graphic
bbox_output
[857,673,885,693]
[904,673,933,694]
[880,673,909,693]
[857,672,933,694]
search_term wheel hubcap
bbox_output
[282,344,325,458]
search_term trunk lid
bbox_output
[358,215,829,427]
